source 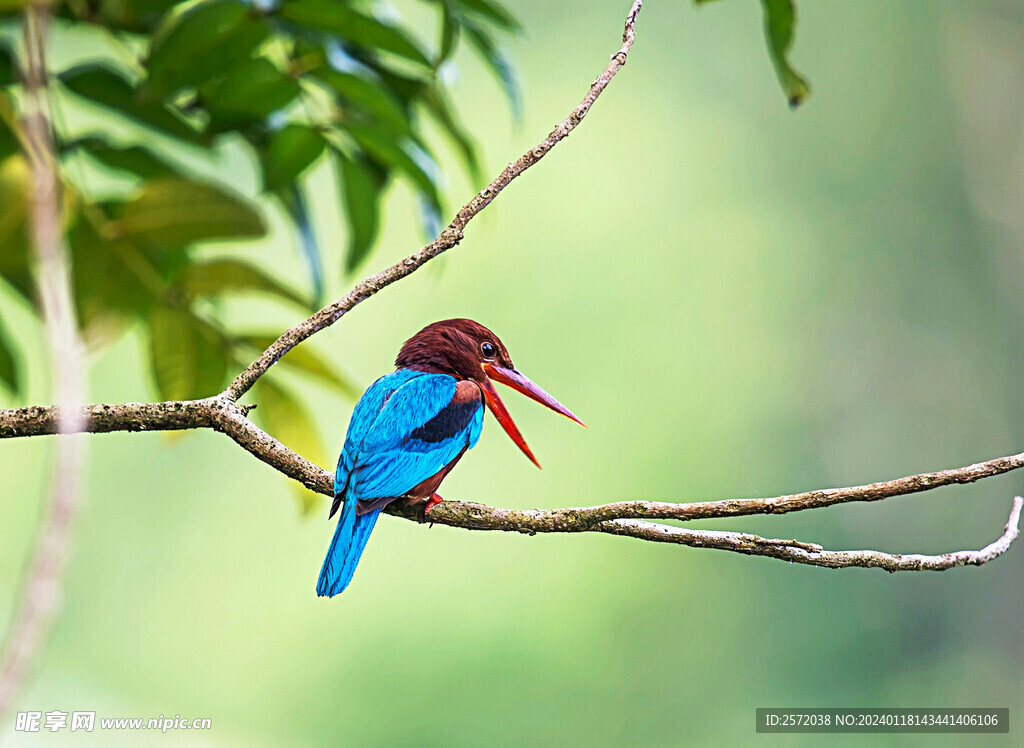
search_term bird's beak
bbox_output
[481,363,585,469]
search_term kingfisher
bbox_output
[317,318,583,597]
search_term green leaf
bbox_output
[0,154,32,300]
[182,259,309,307]
[199,58,301,128]
[238,334,360,398]
[60,0,178,34]
[0,101,15,162]
[760,0,810,107]
[462,19,520,119]
[60,64,203,143]
[310,69,411,135]
[279,0,432,69]
[111,177,265,245]
[148,306,229,400]
[0,43,16,86]
[453,0,521,33]
[436,1,459,68]
[275,185,324,305]
[0,130,14,164]
[0,317,19,396]
[261,124,326,192]
[423,84,481,184]
[72,137,177,179]
[366,66,425,113]
[344,125,440,211]
[250,378,328,514]
[146,0,268,97]
[0,87,17,126]
[0,153,28,250]
[334,149,383,273]
[68,213,160,335]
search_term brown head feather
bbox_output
[395,318,514,381]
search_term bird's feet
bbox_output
[424,493,444,513]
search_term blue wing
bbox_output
[337,370,484,505]
[318,370,483,597]
[332,368,427,499]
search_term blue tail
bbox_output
[317,498,382,597]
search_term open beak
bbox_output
[481,363,585,469]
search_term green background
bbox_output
[2,0,1023,745]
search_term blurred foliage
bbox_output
[0,315,16,394]
[0,0,524,506]
[0,0,807,510]
[759,0,809,106]
[695,0,809,106]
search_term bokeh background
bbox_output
[2,0,1024,745]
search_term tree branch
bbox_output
[0,0,1019,596]
[0,1,88,716]
[393,451,1024,529]
[590,496,1022,572]
[2,396,1021,572]
[0,399,217,437]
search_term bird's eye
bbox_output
[481,342,496,359]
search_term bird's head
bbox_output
[396,318,584,467]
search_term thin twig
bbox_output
[590,496,1022,572]
[0,2,88,716]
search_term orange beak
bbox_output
[480,363,585,468]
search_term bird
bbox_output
[317,318,584,597]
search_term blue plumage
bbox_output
[317,369,484,597]
[316,498,380,597]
